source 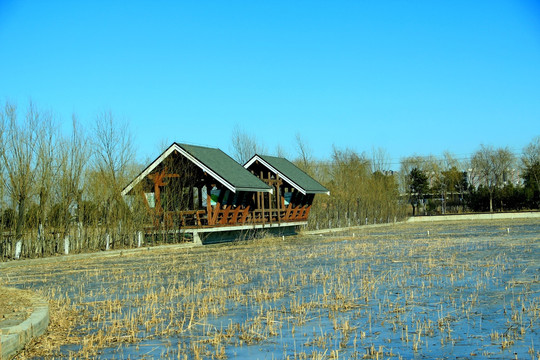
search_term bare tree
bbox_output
[371,147,391,173]
[430,152,463,214]
[230,125,265,164]
[308,145,404,229]
[34,111,60,254]
[330,146,371,222]
[57,117,89,238]
[399,155,425,195]
[522,135,540,193]
[275,144,288,158]
[470,145,515,212]
[90,111,135,248]
[294,133,314,174]
[0,101,42,256]
[157,137,171,153]
[400,155,440,215]
[0,105,5,258]
[93,111,134,184]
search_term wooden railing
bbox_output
[151,204,311,230]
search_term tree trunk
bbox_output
[15,195,26,243]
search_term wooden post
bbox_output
[261,192,266,225]
[154,180,161,210]
[149,171,167,212]
[197,186,203,209]
[206,184,213,225]
[189,186,194,209]
[276,175,281,223]
[285,203,293,220]
[240,205,250,223]
[219,206,229,224]
[290,189,300,207]
[212,187,226,224]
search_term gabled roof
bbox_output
[244,154,330,195]
[121,143,272,196]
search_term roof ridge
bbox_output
[247,154,329,195]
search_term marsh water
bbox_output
[2,219,539,359]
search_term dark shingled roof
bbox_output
[121,143,272,196]
[245,154,329,195]
[177,143,272,192]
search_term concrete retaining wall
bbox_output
[193,222,306,244]
[0,293,49,360]
[304,212,539,236]
[406,212,540,223]
[304,221,402,236]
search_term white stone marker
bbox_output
[64,236,70,255]
[137,231,143,247]
[15,240,22,259]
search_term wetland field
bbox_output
[1,219,539,359]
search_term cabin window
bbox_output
[201,186,221,207]
[284,192,293,206]
[201,186,208,207]
[193,187,200,208]
[210,188,220,206]
[145,193,155,208]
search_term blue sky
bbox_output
[1,1,539,167]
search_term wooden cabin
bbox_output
[244,154,330,223]
[121,143,329,242]
[121,143,273,229]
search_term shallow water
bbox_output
[3,219,539,359]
